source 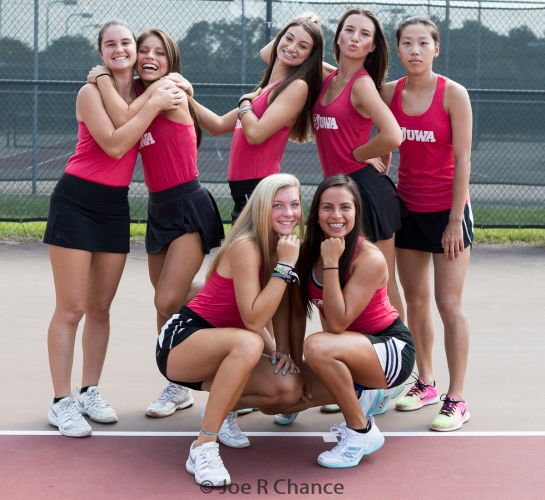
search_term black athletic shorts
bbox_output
[354,317,415,391]
[155,306,214,391]
[44,174,130,253]
[396,203,474,254]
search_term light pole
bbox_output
[82,22,101,38]
[375,7,406,18]
[65,12,93,37]
[46,0,77,47]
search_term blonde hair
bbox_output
[208,174,304,281]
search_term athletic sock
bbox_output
[80,386,91,394]
[53,395,69,404]
[350,420,373,434]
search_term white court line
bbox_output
[2,430,545,439]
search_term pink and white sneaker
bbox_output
[395,378,440,411]
[430,394,471,432]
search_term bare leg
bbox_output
[433,248,471,398]
[81,252,127,387]
[397,248,435,385]
[376,236,405,322]
[166,328,265,444]
[303,332,386,429]
[47,245,92,397]
[148,233,204,332]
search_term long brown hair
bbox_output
[257,19,323,143]
[333,9,389,90]
[137,28,202,146]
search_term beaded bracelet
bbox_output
[238,106,252,120]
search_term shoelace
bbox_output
[196,445,225,474]
[438,395,461,417]
[84,390,109,410]
[56,398,83,426]
[406,379,429,397]
[329,424,349,453]
[156,383,180,403]
[226,412,244,436]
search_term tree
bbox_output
[0,37,34,78]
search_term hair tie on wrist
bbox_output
[238,97,251,107]
[95,73,111,80]
[322,267,339,271]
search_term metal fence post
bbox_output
[266,0,273,42]
[32,0,39,195]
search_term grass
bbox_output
[1,221,545,247]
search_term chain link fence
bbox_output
[1,0,544,227]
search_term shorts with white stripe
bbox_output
[355,318,415,390]
[155,306,214,391]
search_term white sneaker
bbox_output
[236,408,258,416]
[317,417,384,468]
[200,407,250,448]
[48,396,92,438]
[373,385,405,415]
[186,441,231,486]
[320,403,341,413]
[146,382,194,418]
[359,389,385,417]
[77,386,118,423]
[274,412,299,425]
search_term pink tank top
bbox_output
[139,114,198,192]
[64,122,138,187]
[312,69,373,176]
[228,82,292,181]
[390,75,468,212]
[187,271,245,329]
[308,238,399,334]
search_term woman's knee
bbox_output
[303,333,331,365]
[85,298,113,323]
[154,290,184,319]
[54,303,86,328]
[404,288,431,311]
[435,294,464,323]
[232,331,264,366]
[273,374,303,406]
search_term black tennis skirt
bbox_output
[43,174,130,253]
[146,179,225,254]
[348,166,406,243]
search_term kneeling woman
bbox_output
[272,175,415,468]
[156,174,304,486]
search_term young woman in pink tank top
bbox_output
[89,29,224,419]
[381,17,473,432]
[192,17,323,221]
[44,21,183,439]
[155,174,305,486]
[261,175,415,469]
